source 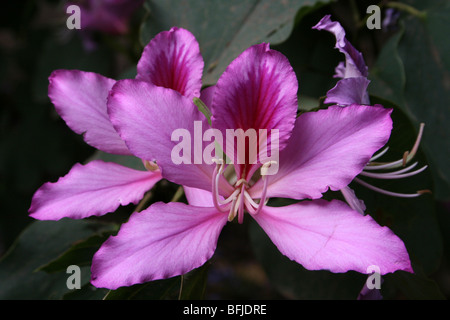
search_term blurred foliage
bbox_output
[0,0,449,300]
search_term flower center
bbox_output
[211,159,275,223]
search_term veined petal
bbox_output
[324,77,371,106]
[91,202,228,289]
[184,186,215,207]
[107,79,233,194]
[137,27,204,99]
[211,43,298,164]
[250,105,393,200]
[48,70,131,155]
[253,199,412,274]
[199,85,216,115]
[29,160,162,220]
[313,15,368,79]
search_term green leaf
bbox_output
[87,150,145,171]
[382,271,446,300]
[141,0,332,85]
[179,263,210,300]
[103,277,180,300]
[370,0,450,200]
[63,283,109,300]
[103,263,210,300]
[32,34,112,103]
[37,229,117,273]
[0,219,110,299]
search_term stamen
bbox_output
[364,158,405,170]
[227,195,238,221]
[235,178,249,187]
[251,161,276,216]
[404,123,425,164]
[211,159,228,213]
[365,123,425,170]
[243,190,259,209]
[359,165,428,180]
[237,184,246,224]
[143,160,159,171]
[354,177,425,198]
[370,147,390,161]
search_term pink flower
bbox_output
[88,40,413,289]
[29,27,204,220]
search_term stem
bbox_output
[170,186,185,202]
[135,191,153,212]
[178,275,184,300]
[386,2,426,20]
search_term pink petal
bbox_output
[29,160,161,220]
[250,104,393,200]
[324,77,371,105]
[48,70,131,155]
[199,85,215,114]
[313,15,368,79]
[107,79,234,194]
[137,27,204,99]
[91,202,227,289]
[211,43,298,165]
[253,199,413,274]
[184,186,215,207]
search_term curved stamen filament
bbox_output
[211,159,229,213]
[237,184,246,224]
[365,123,425,170]
[364,158,405,170]
[244,191,259,209]
[251,161,276,216]
[370,147,390,161]
[359,165,428,180]
[354,177,427,198]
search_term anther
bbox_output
[143,160,159,171]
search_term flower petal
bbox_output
[29,160,161,220]
[91,202,227,289]
[313,15,368,79]
[184,186,215,207]
[253,199,413,274]
[250,104,393,200]
[137,27,204,99]
[324,77,371,105]
[48,70,131,155]
[211,43,298,164]
[107,79,234,194]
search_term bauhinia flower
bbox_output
[89,40,413,289]
[313,15,429,214]
[29,27,205,220]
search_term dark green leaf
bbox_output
[141,0,332,85]
[103,263,210,300]
[0,219,109,299]
[382,270,446,300]
[37,229,117,273]
[32,34,112,103]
